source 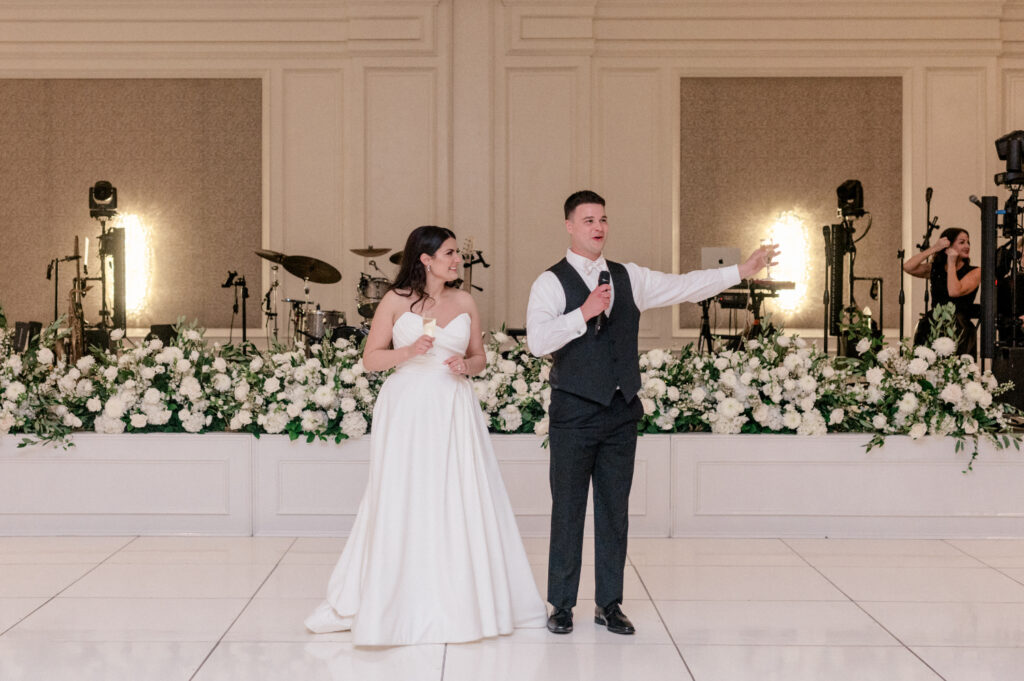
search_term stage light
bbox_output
[765,210,809,314]
[89,181,118,219]
[837,180,865,218]
[995,130,1024,186]
[111,214,152,317]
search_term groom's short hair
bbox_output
[564,190,605,219]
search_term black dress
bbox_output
[923,261,978,357]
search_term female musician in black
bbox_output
[903,227,980,356]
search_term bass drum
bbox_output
[331,325,369,346]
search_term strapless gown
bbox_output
[305,311,548,645]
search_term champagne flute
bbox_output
[759,237,775,280]
[422,316,436,354]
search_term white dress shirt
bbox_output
[526,249,740,357]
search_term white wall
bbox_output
[1,0,1022,348]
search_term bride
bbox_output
[305,225,548,645]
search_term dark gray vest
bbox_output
[547,259,641,406]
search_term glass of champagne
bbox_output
[422,316,436,353]
[760,237,775,280]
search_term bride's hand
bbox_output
[444,355,468,375]
[408,334,434,356]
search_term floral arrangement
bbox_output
[0,304,1018,465]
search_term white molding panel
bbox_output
[672,433,1024,538]
[0,434,252,535]
[8,432,1022,538]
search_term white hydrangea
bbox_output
[36,347,54,364]
[342,411,368,438]
[212,373,232,392]
[782,409,802,430]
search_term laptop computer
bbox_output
[700,247,741,270]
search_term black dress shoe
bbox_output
[547,607,573,634]
[594,603,635,635]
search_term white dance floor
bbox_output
[2,536,1023,680]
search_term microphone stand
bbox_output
[897,249,906,340]
[822,225,831,354]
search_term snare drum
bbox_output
[304,309,346,339]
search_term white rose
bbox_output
[855,338,870,354]
[872,414,888,430]
[140,367,156,380]
[110,328,125,341]
[212,357,227,372]
[909,422,927,439]
[866,367,884,385]
[339,397,357,413]
[897,392,919,415]
[690,387,706,404]
[829,408,844,425]
[640,398,656,415]
[76,355,95,372]
[777,335,791,348]
[312,385,335,408]
[104,396,126,418]
[717,397,743,419]
[86,396,102,412]
[234,381,251,402]
[36,347,54,364]
[130,413,149,429]
[212,373,232,392]
[264,377,281,394]
[533,417,549,436]
[249,356,264,372]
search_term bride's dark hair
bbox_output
[390,225,458,310]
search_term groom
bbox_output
[526,190,773,634]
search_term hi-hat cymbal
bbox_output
[255,249,286,264]
[351,246,391,258]
[389,250,403,265]
[282,255,342,284]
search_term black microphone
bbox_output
[926,187,933,203]
[595,270,610,335]
[970,195,983,208]
[46,260,53,280]
[222,270,237,288]
[822,225,832,262]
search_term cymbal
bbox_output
[389,250,403,265]
[255,249,286,264]
[282,255,342,284]
[351,246,391,258]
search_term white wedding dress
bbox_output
[305,311,548,645]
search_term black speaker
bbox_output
[146,324,177,346]
[13,321,42,352]
[84,328,109,352]
[992,345,1024,412]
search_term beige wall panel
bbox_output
[596,68,664,339]
[280,69,345,312]
[363,67,439,270]
[1004,70,1024,131]
[921,68,988,329]
[504,68,580,328]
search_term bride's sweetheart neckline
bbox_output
[397,310,470,331]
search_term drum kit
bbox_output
[255,240,488,351]
[254,245,395,349]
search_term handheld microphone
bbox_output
[595,270,610,335]
[970,195,983,208]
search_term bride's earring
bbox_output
[427,264,432,272]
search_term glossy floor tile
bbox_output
[679,645,944,681]
[6,597,248,642]
[913,646,1024,681]
[657,600,897,646]
[785,538,985,568]
[2,536,1024,680]
[193,641,444,681]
